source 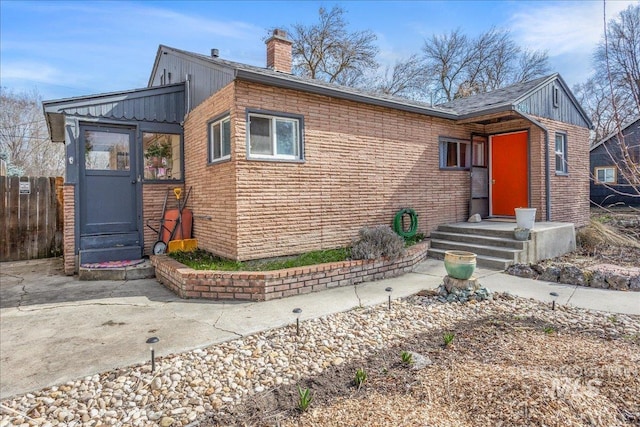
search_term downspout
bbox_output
[183,74,192,122]
[516,111,551,221]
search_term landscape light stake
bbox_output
[293,308,302,336]
[146,336,159,372]
[385,287,393,310]
[549,292,559,311]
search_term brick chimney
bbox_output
[266,29,292,73]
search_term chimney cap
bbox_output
[211,48,219,58]
[267,28,291,43]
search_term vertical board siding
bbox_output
[57,89,185,124]
[0,177,63,261]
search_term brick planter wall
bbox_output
[151,241,429,301]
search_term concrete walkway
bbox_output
[1,257,638,399]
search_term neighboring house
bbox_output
[43,30,593,275]
[589,118,640,207]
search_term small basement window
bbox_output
[440,137,470,169]
[595,166,616,183]
[247,111,303,160]
[209,115,231,162]
[143,133,181,180]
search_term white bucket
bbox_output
[515,208,537,229]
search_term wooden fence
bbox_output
[1,176,64,262]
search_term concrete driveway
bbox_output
[2,257,638,400]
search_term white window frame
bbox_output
[595,166,616,184]
[208,115,231,163]
[555,133,568,174]
[439,137,471,169]
[247,111,303,161]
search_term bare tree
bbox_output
[288,6,379,86]
[588,3,640,208]
[422,27,550,102]
[368,54,427,100]
[0,88,64,176]
[597,4,640,114]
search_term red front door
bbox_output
[490,131,528,216]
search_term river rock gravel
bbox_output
[1,293,639,426]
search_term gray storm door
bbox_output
[79,125,141,261]
[469,134,489,218]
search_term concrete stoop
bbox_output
[78,259,155,281]
[427,221,576,270]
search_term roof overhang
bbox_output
[44,112,66,143]
[42,83,185,143]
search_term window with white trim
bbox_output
[555,133,568,174]
[595,166,616,183]
[209,116,231,162]
[248,112,302,160]
[439,138,470,169]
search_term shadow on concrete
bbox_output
[0,258,188,309]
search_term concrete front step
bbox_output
[430,231,526,250]
[437,224,517,239]
[430,239,523,260]
[427,248,513,270]
[78,260,155,281]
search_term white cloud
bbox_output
[0,62,60,84]
[509,0,637,85]
[510,1,637,55]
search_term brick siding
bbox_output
[151,241,428,301]
[179,80,591,262]
[62,184,75,275]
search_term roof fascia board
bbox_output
[148,45,165,87]
[43,83,185,113]
[513,73,593,129]
[512,73,558,105]
[235,69,458,120]
[590,117,640,151]
[454,104,516,122]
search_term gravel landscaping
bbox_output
[1,292,638,426]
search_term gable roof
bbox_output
[151,45,461,120]
[590,117,640,151]
[440,73,593,128]
[151,45,592,129]
[438,75,551,116]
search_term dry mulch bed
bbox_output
[206,299,639,426]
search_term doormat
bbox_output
[81,259,146,269]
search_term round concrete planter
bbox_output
[444,250,477,280]
[514,227,530,241]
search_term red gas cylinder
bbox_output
[161,208,193,242]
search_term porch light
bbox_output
[293,308,302,336]
[385,287,393,310]
[146,336,159,372]
[549,292,559,311]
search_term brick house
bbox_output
[589,118,640,207]
[44,30,592,275]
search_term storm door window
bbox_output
[143,133,182,180]
[440,138,470,169]
[84,131,129,170]
[555,133,568,174]
[248,113,302,160]
[595,167,616,183]
[209,116,231,162]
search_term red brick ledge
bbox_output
[150,241,429,301]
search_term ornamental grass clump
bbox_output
[351,225,406,260]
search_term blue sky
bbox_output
[1,0,636,101]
